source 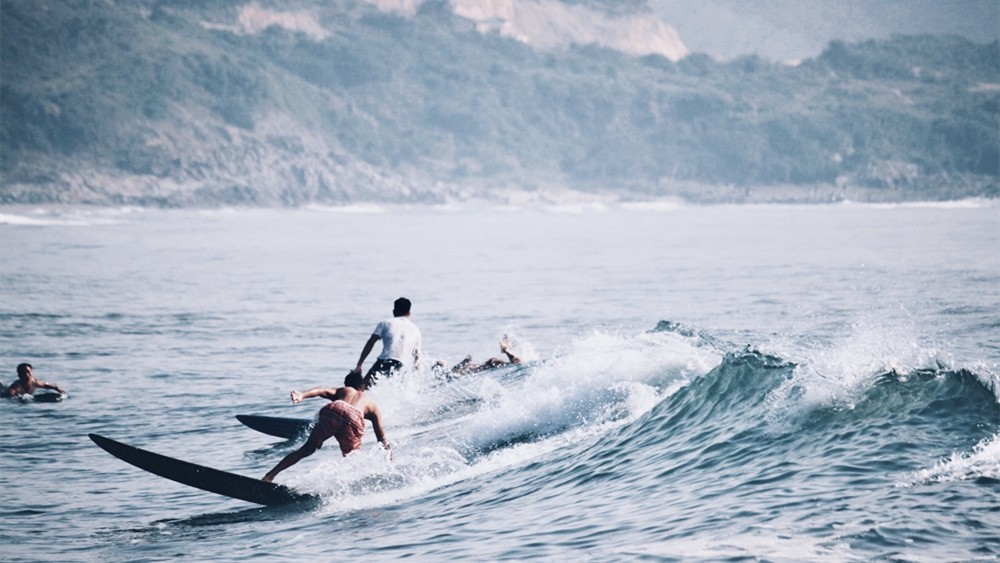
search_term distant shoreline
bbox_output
[1,188,997,215]
[2,177,997,209]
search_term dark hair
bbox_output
[344,370,365,390]
[16,363,32,377]
[393,297,411,316]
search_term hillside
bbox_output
[1,0,997,206]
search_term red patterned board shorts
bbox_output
[310,400,366,455]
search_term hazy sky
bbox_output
[647,0,1000,61]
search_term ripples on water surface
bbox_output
[1,201,998,561]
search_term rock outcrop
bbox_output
[370,0,688,60]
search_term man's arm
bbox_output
[40,380,65,393]
[365,406,390,450]
[355,334,380,373]
[290,387,341,404]
[4,382,23,397]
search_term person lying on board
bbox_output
[433,335,522,378]
[263,370,390,483]
[1,363,66,399]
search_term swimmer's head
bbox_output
[16,363,32,380]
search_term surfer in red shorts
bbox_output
[263,370,390,483]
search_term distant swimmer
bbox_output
[434,335,522,378]
[1,363,66,399]
[263,370,390,483]
[352,297,422,387]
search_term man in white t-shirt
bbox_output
[352,297,422,387]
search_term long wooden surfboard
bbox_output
[236,414,313,440]
[89,433,317,506]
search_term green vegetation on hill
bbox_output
[1,0,997,205]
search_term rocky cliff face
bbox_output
[370,0,688,60]
[1,1,995,207]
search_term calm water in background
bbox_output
[1,200,998,561]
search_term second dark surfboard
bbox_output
[236,414,314,440]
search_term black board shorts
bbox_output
[364,358,403,387]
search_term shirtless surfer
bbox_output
[263,370,390,483]
[1,363,66,398]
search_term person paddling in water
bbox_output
[263,370,390,483]
[434,335,522,378]
[1,363,65,398]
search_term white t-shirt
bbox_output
[373,316,422,368]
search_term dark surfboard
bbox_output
[32,391,66,403]
[2,391,66,403]
[236,414,313,440]
[89,433,317,506]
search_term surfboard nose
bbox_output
[88,432,318,506]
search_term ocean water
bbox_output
[1,200,998,561]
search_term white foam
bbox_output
[461,329,717,447]
[304,203,387,214]
[618,198,686,212]
[761,308,950,431]
[540,201,612,214]
[842,197,999,210]
[898,434,1000,487]
[0,209,130,226]
[0,212,49,225]
[285,327,719,512]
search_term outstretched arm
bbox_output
[40,380,65,394]
[290,387,341,404]
[355,334,380,373]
